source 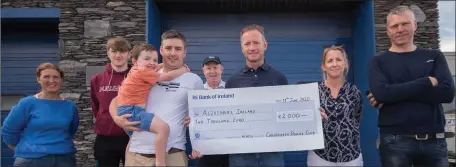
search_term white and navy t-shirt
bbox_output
[129,72,204,154]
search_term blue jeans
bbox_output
[14,154,76,167]
[229,152,284,167]
[379,134,449,167]
[118,105,155,136]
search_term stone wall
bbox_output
[374,0,440,52]
[1,0,442,166]
[1,0,59,8]
[59,0,146,166]
[2,0,146,166]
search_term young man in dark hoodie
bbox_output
[90,36,132,167]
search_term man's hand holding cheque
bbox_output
[187,82,327,158]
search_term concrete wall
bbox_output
[444,52,455,76]
[444,52,455,156]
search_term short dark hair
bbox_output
[130,43,157,60]
[161,30,186,47]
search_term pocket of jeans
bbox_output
[380,134,400,145]
[436,139,448,149]
[14,157,35,167]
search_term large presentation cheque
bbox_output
[187,83,324,155]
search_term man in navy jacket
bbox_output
[367,5,454,167]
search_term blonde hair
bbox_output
[321,45,349,80]
[106,36,132,52]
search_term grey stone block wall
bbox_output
[59,1,146,166]
[374,0,440,52]
[1,0,59,8]
[1,0,146,166]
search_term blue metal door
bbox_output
[163,13,353,166]
[1,19,59,96]
[163,13,353,84]
[1,19,59,166]
[1,111,15,166]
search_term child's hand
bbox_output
[157,63,164,71]
[184,116,190,127]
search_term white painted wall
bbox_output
[446,114,455,153]
[444,52,455,154]
[445,52,455,75]
[443,52,455,113]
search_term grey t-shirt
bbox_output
[129,72,204,154]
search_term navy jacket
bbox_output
[369,48,454,134]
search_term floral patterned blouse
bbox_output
[314,81,363,163]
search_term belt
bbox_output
[401,132,454,140]
[139,148,183,158]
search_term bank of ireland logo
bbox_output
[195,132,200,140]
[192,95,198,100]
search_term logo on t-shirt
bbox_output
[157,82,181,92]
[99,85,119,92]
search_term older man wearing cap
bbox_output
[202,56,225,90]
[194,55,228,167]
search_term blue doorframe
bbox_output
[146,0,162,62]
[146,0,379,166]
[352,0,379,166]
[0,8,59,19]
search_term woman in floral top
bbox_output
[307,45,363,166]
